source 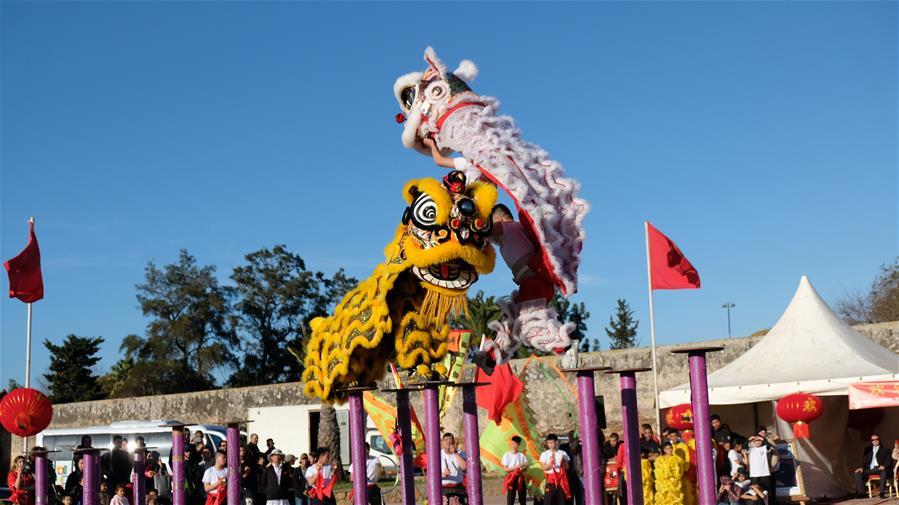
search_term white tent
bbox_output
[659,276,899,499]
[660,276,898,406]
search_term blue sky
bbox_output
[2,1,896,389]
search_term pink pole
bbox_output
[348,391,368,505]
[133,449,146,505]
[35,452,47,505]
[462,384,483,505]
[618,371,644,505]
[575,370,604,505]
[227,424,240,505]
[82,450,99,505]
[170,426,186,505]
[672,346,723,505]
[393,389,416,505]
[423,384,442,505]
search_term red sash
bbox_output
[204,485,225,505]
[503,468,525,493]
[545,469,571,499]
[309,469,338,500]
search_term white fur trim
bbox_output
[453,60,478,83]
[423,46,446,74]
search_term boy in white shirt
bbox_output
[539,434,570,505]
[440,433,467,504]
[746,436,771,501]
[202,450,228,505]
[304,448,336,505]
[502,436,528,505]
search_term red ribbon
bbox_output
[308,469,338,500]
[503,468,525,494]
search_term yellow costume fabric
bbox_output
[303,173,497,402]
[653,454,687,505]
[641,458,655,505]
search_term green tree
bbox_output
[456,291,502,342]
[119,250,236,395]
[837,257,899,324]
[42,335,105,403]
[98,356,141,398]
[228,245,356,386]
[606,298,639,349]
[551,294,593,352]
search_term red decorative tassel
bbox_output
[395,113,406,124]
[793,421,810,439]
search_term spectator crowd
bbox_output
[7,418,897,505]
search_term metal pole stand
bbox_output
[671,346,724,505]
[606,368,652,505]
[381,386,425,505]
[75,447,102,505]
[32,448,57,505]
[340,386,376,505]
[561,366,610,505]
[224,421,249,505]
[422,381,450,505]
[446,382,488,505]
[162,423,188,505]
[133,447,147,505]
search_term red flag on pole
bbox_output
[646,222,700,290]
[4,220,44,303]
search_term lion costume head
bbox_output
[302,171,498,402]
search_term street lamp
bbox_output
[721,302,735,338]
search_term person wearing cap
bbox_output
[348,442,382,505]
[262,449,293,505]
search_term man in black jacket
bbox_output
[854,434,891,498]
[262,449,293,505]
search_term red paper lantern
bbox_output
[776,392,823,439]
[665,403,694,431]
[0,388,53,437]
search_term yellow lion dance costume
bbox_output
[303,171,498,402]
[653,454,687,505]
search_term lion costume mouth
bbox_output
[412,260,478,290]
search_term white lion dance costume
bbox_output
[394,47,589,368]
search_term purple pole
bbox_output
[619,372,643,505]
[462,385,483,505]
[171,427,186,505]
[423,384,442,505]
[35,452,47,505]
[133,449,147,505]
[576,371,603,505]
[688,351,716,505]
[227,424,240,505]
[348,391,368,505]
[83,450,99,505]
[395,390,416,505]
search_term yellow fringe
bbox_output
[419,287,469,327]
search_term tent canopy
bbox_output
[660,276,899,407]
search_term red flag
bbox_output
[476,363,525,424]
[646,222,700,290]
[4,221,44,303]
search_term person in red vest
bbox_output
[8,455,34,505]
[539,434,570,505]
[502,436,528,505]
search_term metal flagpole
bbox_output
[644,221,662,436]
[23,217,35,453]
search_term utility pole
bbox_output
[721,302,735,338]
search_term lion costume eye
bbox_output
[401,86,416,110]
[411,193,438,227]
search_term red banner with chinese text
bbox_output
[848,381,899,410]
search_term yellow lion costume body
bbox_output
[302,171,498,402]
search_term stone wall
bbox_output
[4,321,897,463]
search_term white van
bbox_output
[36,420,233,487]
